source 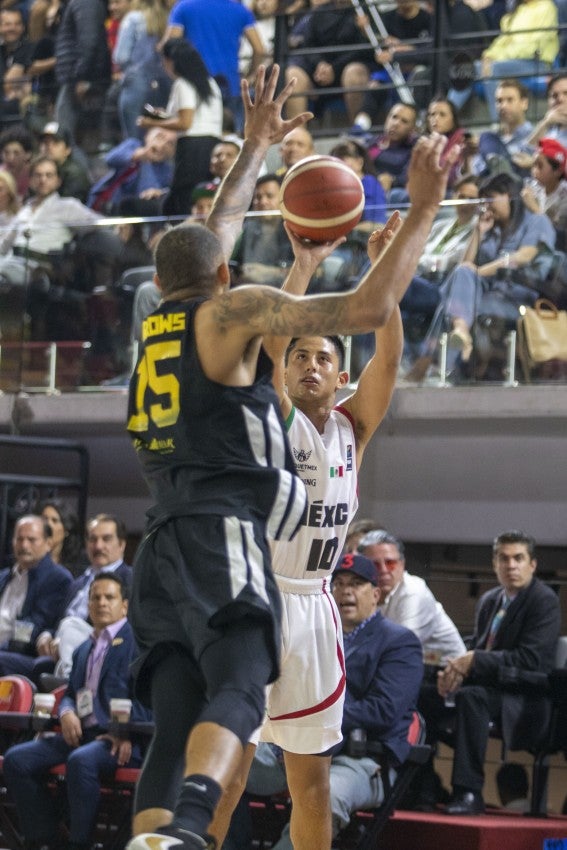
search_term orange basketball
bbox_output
[279,155,365,242]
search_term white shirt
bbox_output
[0,193,101,255]
[167,77,223,139]
[0,566,29,645]
[381,571,466,664]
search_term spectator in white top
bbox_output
[358,529,465,664]
[0,155,101,286]
[137,37,222,216]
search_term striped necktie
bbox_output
[486,593,510,650]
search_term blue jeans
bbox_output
[4,732,141,844]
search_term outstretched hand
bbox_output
[406,133,461,212]
[367,211,402,264]
[242,64,313,148]
[284,222,346,277]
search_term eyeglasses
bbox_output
[373,558,400,571]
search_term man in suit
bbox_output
[231,553,423,850]
[4,573,150,850]
[435,529,561,815]
[33,513,132,680]
[0,515,72,675]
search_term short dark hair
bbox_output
[547,71,567,97]
[255,173,282,189]
[87,513,127,542]
[493,530,535,559]
[454,173,478,191]
[496,79,529,100]
[0,125,34,153]
[155,224,224,298]
[285,335,346,370]
[89,571,128,601]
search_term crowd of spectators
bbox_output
[0,0,565,387]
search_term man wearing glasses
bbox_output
[358,530,464,666]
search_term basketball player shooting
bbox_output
[126,64,458,850]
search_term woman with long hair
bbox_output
[407,172,556,380]
[424,96,465,190]
[137,37,223,215]
[35,497,86,575]
[113,0,171,139]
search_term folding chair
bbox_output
[339,710,432,850]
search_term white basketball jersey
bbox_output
[271,405,358,579]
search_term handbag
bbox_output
[517,298,567,381]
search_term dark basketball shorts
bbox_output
[129,512,282,699]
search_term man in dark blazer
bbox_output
[436,529,561,815]
[4,573,150,850]
[0,515,72,674]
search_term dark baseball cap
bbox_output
[191,181,217,202]
[333,553,378,586]
[41,122,72,147]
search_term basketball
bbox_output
[279,155,365,242]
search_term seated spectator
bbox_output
[358,529,465,665]
[0,125,34,201]
[34,513,133,681]
[329,138,387,225]
[39,121,92,202]
[432,530,560,815]
[407,172,556,381]
[35,496,88,577]
[365,102,417,205]
[353,0,432,127]
[275,125,314,176]
[526,72,567,149]
[496,762,530,812]
[115,221,153,277]
[344,518,384,554]
[226,553,424,850]
[138,38,223,216]
[0,168,20,227]
[283,0,376,125]
[88,126,176,215]
[209,136,242,184]
[521,137,567,242]
[113,0,171,141]
[0,9,33,88]
[0,514,72,676]
[448,0,559,124]
[3,573,151,850]
[401,174,479,362]
[0,155,103,287]
[231,173,294,286]
[422,97,465,191]
[466,80,534,179]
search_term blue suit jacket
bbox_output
[60,620,151,727]
[342,612,424,766]
[0,554,73,649]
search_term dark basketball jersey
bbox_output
[127,297,306,540]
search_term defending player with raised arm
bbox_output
[127,64,458,850]
[209,217,406,850]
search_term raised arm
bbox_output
[205,64,312,261]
